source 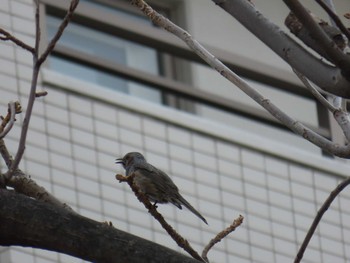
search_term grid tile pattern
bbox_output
[1,1,350,263]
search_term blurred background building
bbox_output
[1,0,350,262]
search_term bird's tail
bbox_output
[177,195,208,224]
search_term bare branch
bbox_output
[0,28,35,54]
[201,215,244,262]
[10,64,40,175]
[294,70,350,141]
[333,110,350,142]
[285,12,346,60]
[35,91,48,97]
[132,0,350,157]
[34,0,40,55]
[212,0,350,98]
[295,176,350,263]
[293,70,338,113]
[0,138,73,211]
[314,0,350,40]
[0,101,22,139]
[8,170,75,212]
[116,173,206,262]
[0,189,200,263]
[0,139,14,169]
[37,0,80,66]
[11,0,80,175]
[282,0,350,77]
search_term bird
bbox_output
[116,152,208,224]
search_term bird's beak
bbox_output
[115,158,124,165]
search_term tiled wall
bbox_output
[1,0,350,262]
[2,84,350,263]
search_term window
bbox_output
[44,0,169,104]
[46,16,162,103]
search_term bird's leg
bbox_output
[152,201,158,209]
[115,173,135,183]
[115,174,127,182]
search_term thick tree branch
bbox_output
[212,0,350,98]
[295,176,350,263]
[315,0,350,40]
[0,189,200,263]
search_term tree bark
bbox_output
[212,0,350,98]
[0,189,200,263]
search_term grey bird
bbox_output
[116,152,208,224]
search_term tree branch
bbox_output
[0,139,14,168]
[0,139,71,211]
[212,0,350,98]
[132,0,350,158]
[0,28,35,54]
[201,215,244,262]
[116,173,205,262]
[7,170,74,212]
[293,70,338,113]
[37,0,80,66]
[314,0,350,41]
[0,189,201,263]
[285,12,346,61]
[294,70,350,141]
[0,101,22,139]
[11,0,80,175]
[282,0,350,78]
[295,176,350,263]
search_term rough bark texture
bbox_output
[0,189,200,263]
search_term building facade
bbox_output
[0,0,350,262]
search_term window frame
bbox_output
[39,0,334,143]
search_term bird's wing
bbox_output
[133,162,179,195]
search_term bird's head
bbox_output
[115,152,146,169]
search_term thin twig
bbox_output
[0,28,35,54]
[35,91,48,98]
[11,0,80,175]
[293,70,350,140]
[202,215,244,262]
[314,0,350,40]
[0,139,14,168]
[37,0,80,66]
[116,173,205,262]
[131,0,350,158]
[293,70,338,113]
[295,176,350,263]
[0,101,22,139]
